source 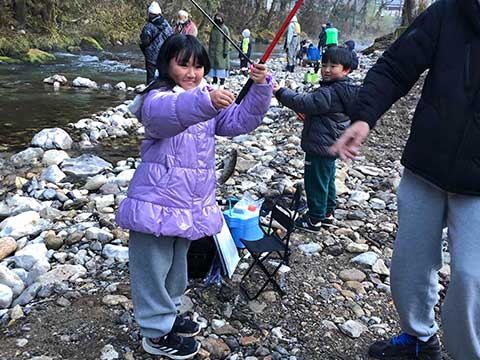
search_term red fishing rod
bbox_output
[235,0,304,104]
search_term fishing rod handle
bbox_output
[235,79,254,104]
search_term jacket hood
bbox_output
[344,40,355,50]
[151,15,168,28]
[459,0,480,34]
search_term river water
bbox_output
[0,41,369,161]
[0,44,285,161]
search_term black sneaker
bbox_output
[295,214,321,233]
[142,333,200,359]
[369,332,441,360]
[172,316,201,337]
[322,213,335,226]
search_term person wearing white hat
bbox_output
[140,1,173,84]
[285,15,301,72]
[174,10,198,37]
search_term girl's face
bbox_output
[168,55,204,90]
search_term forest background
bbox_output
[0,0,408,57]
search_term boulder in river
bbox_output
[31,128,73,150]
[61,154,112,177]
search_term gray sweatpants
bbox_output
[128,231,191,338]
[287,35,300,66]
[392,169,480,359]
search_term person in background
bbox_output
[239,28,252,76]
[140,1,173,84]
[116,34,272,359]
[344,40,359,71]
[174,10,198,37]
[331,0,480,358]
[325,22,338,47]
[318,24,327,53]
[274,47,358,232]
[306,42,321,73]
[285,15,301,73]
[297,39,308,65]
[208,13,230,88]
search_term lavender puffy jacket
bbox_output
[115,81,272,240]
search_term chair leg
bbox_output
[240,252,286,300]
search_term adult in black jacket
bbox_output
[331,0,480,358]
[140,1,173,84]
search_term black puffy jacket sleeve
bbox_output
[351,0,445,128]
[275,87,332,115]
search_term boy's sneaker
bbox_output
[322,213,335,226]
[295,214,321,233]
[142,333,200,359]
[172,316,201,337]
[368,332,441,360]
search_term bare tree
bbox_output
[401,0,430,26]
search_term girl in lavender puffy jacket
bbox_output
[115,34,272,359]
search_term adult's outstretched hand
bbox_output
[329,121,370,160]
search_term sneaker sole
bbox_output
[174,328,201,337]
[368,351,441,360]
[295,225,320,234]
[142,338,200,359]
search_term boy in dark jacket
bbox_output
[331,0,480,358]
[273,46,358,232]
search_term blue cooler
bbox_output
[223,205,264,248]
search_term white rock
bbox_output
[31,128,72,150]
[101,344,119,360]
[85,227,114,243]
[84,174,108,191]
[0,283,13,309]
[0,265,25,297]
[346,242,369,253]
[72,77,98,89]
[43,74,68,85]
[340,320,368,338]
[95,194,115,209]
[370,198,387,210]
[0,211,42,239]
[6,195,44,215]
[116,169,136,187]
[298,243,322,255]
[42,149,70,166]
[350,252,379,266]
[349,190,370,204]
[372,259,390,276]
[102,244,129,262]
[114,82,127,91]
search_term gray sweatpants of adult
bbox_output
[392,169,480,359]
[128,231,191,338]
[287,35,300,66]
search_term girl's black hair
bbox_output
[143,34,211,92]
[321,46,352,70]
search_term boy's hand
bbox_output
[210,89,235,109]
[329,121,370,160]
[272,83,282,94]
[249,63,268,84]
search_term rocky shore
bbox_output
[0,53,452,360]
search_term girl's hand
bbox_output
[249,63,268,84]
[210,89,235,109]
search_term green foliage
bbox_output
[0,56,19,63]
[0,34,30,57]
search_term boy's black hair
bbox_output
[321,46,352,70]
[144,34,211,92]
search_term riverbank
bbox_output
[0,54,453,360]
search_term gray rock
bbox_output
[298,243,322,255]
[41,165,66,184]
[0,211,48,239]
[61,154,112,176]
[84,174,108,191]
[36,264,87,286]
[85,227,113,243]
[72,77,98,89]
[10,147,44,167]
[12,282,41,306]
[115,169,135,187]
[349,191,370,204]
[26,260,51,285]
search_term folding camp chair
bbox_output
[239,185,302,300]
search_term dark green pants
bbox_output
[304,153,336,221]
